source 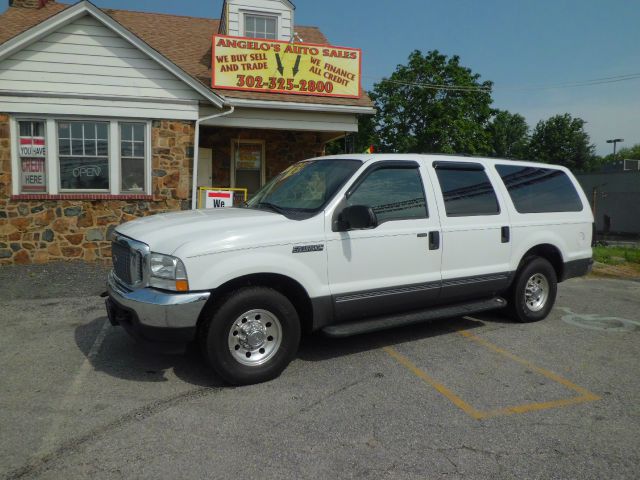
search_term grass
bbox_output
[593,245,640,265]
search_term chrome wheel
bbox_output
[524,273,549,312]
[227,309,282,367]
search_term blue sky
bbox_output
[3,0,639,155]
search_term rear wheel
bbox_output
[507,257,557,323]
[201,287,300,385]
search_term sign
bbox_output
[212,34,361,98]
[21,158,46,192]
[236,143,262,170]
[205,189,235,209]
[19,136,46,158]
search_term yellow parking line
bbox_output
[458,330,601,401]
[383,330,600,420]
[383,346,486,420]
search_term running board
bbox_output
[322,297,507,338]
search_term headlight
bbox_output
[149,253,189,292]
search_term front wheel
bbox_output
[507,257,557,323]
[201,287,301,385]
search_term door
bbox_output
[197,147,213,188]
[326,161,442,321]
[429,161,512,302]
[231,140,265,195]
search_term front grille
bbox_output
[111,234,148,287]
[112,241,133,284]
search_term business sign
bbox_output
[204,189,235,209]
[19,135,46,158]
[21,158,46,192]
[212,34,361,98]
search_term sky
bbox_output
[2,0,639,155]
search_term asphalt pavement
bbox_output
[0,264,639,479]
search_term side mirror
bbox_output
[336,205,378,231]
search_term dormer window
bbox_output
[244,14,277,39]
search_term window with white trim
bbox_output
[11,116,151,196]
[120,122,146,192]
[244,14,277,39]
[58,121,109,191]
[18,120,47,193]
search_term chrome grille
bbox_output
[112,241,133,284]
[111,234,148,287]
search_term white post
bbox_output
[191,105,235,209]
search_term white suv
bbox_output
[106,154,593,385]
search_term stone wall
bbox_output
[200,128,327,187]
[0,116,195,265]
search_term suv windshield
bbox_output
[246,159,361,217]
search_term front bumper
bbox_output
[106,271,210,343]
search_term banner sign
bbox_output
[204,189,235,209]
[212,34,362,98]
[19,136,46,158]
[21,158,46,192]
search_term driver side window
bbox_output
[347,167,428,223]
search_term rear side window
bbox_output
[434,164,500,217]
[347,167,428,223]
[495,165,583,213]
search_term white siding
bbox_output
[0,95,199,120]
[225,0,294,41]
[0,15,205,112]
[200,107,357,132]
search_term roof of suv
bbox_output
[313,154,573,173]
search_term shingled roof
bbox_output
[0,1,373,109]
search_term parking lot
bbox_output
[1,264,639,479]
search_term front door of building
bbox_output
[232,140,265,195]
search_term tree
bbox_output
[487,110,529,159]
[368,50,494,155]
[528,114,596,172]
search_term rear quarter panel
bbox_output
[489,163,594,271]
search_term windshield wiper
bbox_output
[256,202,287,215]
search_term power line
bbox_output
[363,72,640,92]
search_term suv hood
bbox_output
[116,208,297,257]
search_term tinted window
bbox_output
[434,166,500,216]
[347,167,428,223]
[495,165,583,213]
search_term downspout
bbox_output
[191,105,235,209]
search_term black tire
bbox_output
[507,257,557,323]
[200,287,301,386]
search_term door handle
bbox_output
[429,231,440,250]
[501,226,510,243]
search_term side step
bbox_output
[322,297,507,338]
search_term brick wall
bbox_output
[0,116,195,265]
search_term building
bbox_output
[0,0,374,264]
[576,171,640,236]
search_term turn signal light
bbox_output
[175,279,189,292]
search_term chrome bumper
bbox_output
[106,271,210,330]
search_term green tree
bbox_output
[528,114,596,172]
[487,110,529,159]
[369,50,494,155]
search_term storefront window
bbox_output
[18,120,47,193]
[245,14,277,39]
[120,123,146,192]
[234,141,264,195]
[58,121,109,191]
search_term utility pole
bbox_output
[606,138,624,159]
